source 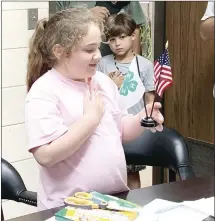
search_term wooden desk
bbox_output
[7,176,214,221]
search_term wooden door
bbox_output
[165,1,214,143]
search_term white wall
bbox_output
[2,2,49,220]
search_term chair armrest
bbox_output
[123,127,194,172]
[178,166,195,180]
[18,191,37,207]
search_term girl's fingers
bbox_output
[153,102,162,109]
[155,124,163,132]
[144,102,164,132]
[115,72,121,77]
[150,128,156,133]
[152,111,164,124]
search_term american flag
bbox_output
[153,49,172,97]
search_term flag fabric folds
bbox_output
[153,48,172,97]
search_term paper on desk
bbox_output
[183,197,214,217]
[139,199,210,221]
[44,217,55,221]
[156,205,210,221]
[140,199,181,214]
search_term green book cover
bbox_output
[55,206,139,221]
[55,191,142,221]
[90,191,141,210]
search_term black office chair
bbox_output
[1,158,37,220]
[123,126,195,182]
[1,127,195,219]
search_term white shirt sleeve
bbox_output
[201,1,214,21]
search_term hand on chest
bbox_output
[57,85,120,127]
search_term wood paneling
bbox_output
[165,1,214,143]
[153,2,166,185]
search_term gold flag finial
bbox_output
[165,40,169,49]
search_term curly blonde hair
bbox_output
[27,7,103,91]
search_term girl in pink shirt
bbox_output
[25,7,164,211]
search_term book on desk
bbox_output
[55,191,143,221]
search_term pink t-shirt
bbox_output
[25,68,129,210]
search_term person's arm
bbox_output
[200,2,214,41]
[132,26,142,55]
[200,17,214,40]
[121,102,164,143]
[55,1,109,23]
[115,57,162,143]
[56,1,95,11]
[26,90,103,168]
[33,116,99,168]
[94,76,163,144]
[123,2,147,55]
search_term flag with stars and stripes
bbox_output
[154,48,172,97]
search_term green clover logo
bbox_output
[119,71,138,96]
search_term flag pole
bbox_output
[149,40,169,118]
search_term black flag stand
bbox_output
[140,41,169,128]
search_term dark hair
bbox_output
[104,13,137,41]
[26,7,103,91]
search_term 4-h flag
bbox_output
[118,57,145,110]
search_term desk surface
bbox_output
[7,176,214,221]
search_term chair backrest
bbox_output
[123,126,195,180]
[1,158,27,201]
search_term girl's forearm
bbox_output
[121,111,145,143]
[32,116,98,167]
